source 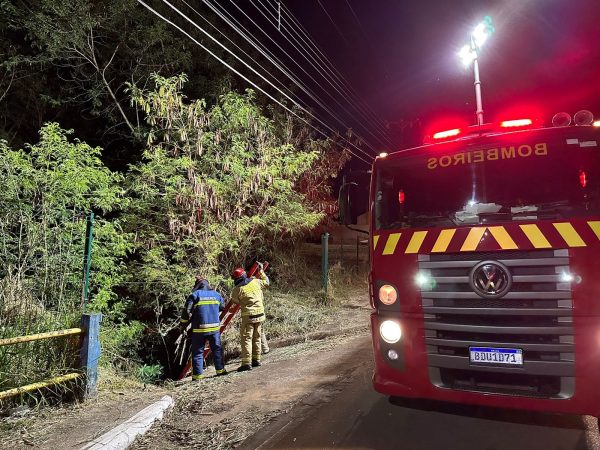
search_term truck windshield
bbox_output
[374,130,600,230]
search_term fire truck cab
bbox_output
[369,115,600,422]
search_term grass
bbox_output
[216,262,367,363]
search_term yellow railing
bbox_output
[0,373,82,401]
[0,314,100,403]
[0,328,82,347]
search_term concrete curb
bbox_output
[80,395,174,450]
[222,324,370,361]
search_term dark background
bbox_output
[285,0,600,150]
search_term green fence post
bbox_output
[321,232,329,298]
[81,211,95,312]
[80,313,101,399]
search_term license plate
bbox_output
[469,347,523,366]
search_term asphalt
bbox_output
[242,336,600,450]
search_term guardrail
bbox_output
[0,313,101,403]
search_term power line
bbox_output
[198,0,382,156]
[344,0,371,48]
[159,0,375,162]
[316,0,351,48]
[244,0,390,151]
[136,0,373,165]
[280,0,392,137]
[275,1,395,145]
[225,0,386,153]
[258,0,395,147]
[180,0,287,95]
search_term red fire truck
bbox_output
[369,113,600,422]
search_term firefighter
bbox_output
[230,263,270,371]
[180,277,227,380]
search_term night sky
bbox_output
[284,0,600,151]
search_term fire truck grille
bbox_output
[419,249,575,399]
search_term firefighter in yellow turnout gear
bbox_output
[230,263,269,372]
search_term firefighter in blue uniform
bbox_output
[180,277,227,380]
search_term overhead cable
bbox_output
[197,0,381,156]
[277,0,392,138]
[255,0,394,147]
[242,0,390,151]
[274,1,395,145]
[158,0,374,161]
[136,0,373,165]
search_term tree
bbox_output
[0,0,221,148]
[0,123,129,388]
[123,74,323,317]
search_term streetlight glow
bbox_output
[459,16,494,126]
[472,23,489,48]
[458,45,476,67]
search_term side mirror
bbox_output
[338,182,357,225]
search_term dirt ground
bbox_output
[133,332,371,450]
[0,386,167,449]
[0,283,372,450]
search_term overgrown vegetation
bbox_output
[0,76,352,395]
[0,123,129,391]
[0,0,358,401]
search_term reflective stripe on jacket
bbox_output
[181,284,225,334]
[230,271,269,319]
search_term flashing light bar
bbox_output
[500,119,533,128]
[580,170,587,188]
[433,128,461,140]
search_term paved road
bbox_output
[243,337,600,450]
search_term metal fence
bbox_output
[0,313,101,404]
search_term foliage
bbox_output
[0,0,232,150]
[0,123,128,390]
[0,69,351,390]
[136,364,163,384]
[0,0,355,392]
[123,75,323,313]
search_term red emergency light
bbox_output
[427,117,538,144]
[580,170,587,188]
[432,128,461,140]
[500,118,533,128]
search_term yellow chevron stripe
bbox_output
[460,227,487,251]
[520,224,552,248]
[588,221,600,240]
[487,226,518,250]
[554,223,586,247]
[431,229,456,253]
[382,233,401,255]
[405,231,428,254]
[373,235,380,251]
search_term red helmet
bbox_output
[231,267,246,279]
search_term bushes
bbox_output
[0,76,349,388]
[0,124,127,392]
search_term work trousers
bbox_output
[191,332,224,376]
[261,327,270,353]
[240,317,263,365]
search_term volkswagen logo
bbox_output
[469,261,512,298]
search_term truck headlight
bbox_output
[379,284,398,305]
[380,320,402,343]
